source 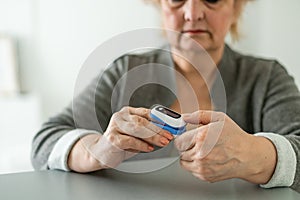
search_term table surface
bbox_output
[0,158,299,200]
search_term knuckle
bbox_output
[113,122,121,129]
[179,160,185,168]
[132,122,141,132]
[109,124,120,133]
[199,110,206,116]
[142,109,149,116]
[137,117,145,125]
[198,173,212,182]
[114,139,122,149]
[150,135,160,144]
[198,110,205,120]
[111,112,119,120]
[131,121,147,134]
[119,137,132,150]
[197,165,206,174]
[139,142,148,151]
[138,107,148,115]
[134,116,147,126]
[207,177,216,183]
[106,133,123,149]
[107,134,122,148]
[106,133,115,143]
[190,151,197,160]
[194,151,202,160]
[131,115,140,123]
[195,128,207,140]
[123,137,133,147]
[204,177,213,183]
[120,106,130,113]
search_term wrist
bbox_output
[68,134,106,173]
[238,134,277,184]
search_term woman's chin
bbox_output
[177,38,209,53]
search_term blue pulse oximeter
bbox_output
[150,105,186,136]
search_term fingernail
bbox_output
[166,133,174,140]
[148,146,154,151]
[182,114,192,120]
[160,138,169,145]
[182,113,192,117]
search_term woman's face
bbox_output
[160,0,237,52]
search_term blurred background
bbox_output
[0,0,299,174]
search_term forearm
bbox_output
[46,129,102,171]
[68,134,108,173]
[237,134,277,185]
[239,133,298,189]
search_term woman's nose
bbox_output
[184,0,205,22]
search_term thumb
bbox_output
[182,110,225,125]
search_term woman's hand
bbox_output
[174,110,277,184]
[68,106,173,172]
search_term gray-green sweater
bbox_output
[31,44,300,192]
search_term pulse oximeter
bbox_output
[150,105,186,136]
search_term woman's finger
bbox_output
[122,107,174,139]
[175,125,207,152]
[183,110,226,125]
[116,121,170,147]
[118,134,154,152]
[128,114,173,139]
[180,148,195,162]
[120,106,152,120]
[174,129,197,152]
[180,159,197,173]
[116,111,173,146]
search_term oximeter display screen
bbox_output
[155,106,181,119]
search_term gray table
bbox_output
[0,158,299,200]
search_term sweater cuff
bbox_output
[254,132,296,188]
[48,129,99,171]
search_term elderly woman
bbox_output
[31,0,300,192]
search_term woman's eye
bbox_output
[167,0,186,8]
[166,0,221,8]
[170,0,185,2]
[204,0,221,4]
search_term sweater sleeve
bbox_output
[254,133,296,188]
[262,61,300,192]
[47,129,99,171]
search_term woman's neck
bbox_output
[171,44,225,75]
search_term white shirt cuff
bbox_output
[254,132,297,188]
[48,129,100,171]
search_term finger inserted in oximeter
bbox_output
[150,105,186,136]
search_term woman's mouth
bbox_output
[182,29,208,35]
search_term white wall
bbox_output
[258,0,300,86]
[0,0,41,173]
[33,0,159,119]
[232,0,300,86]
[0,0,35,91]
